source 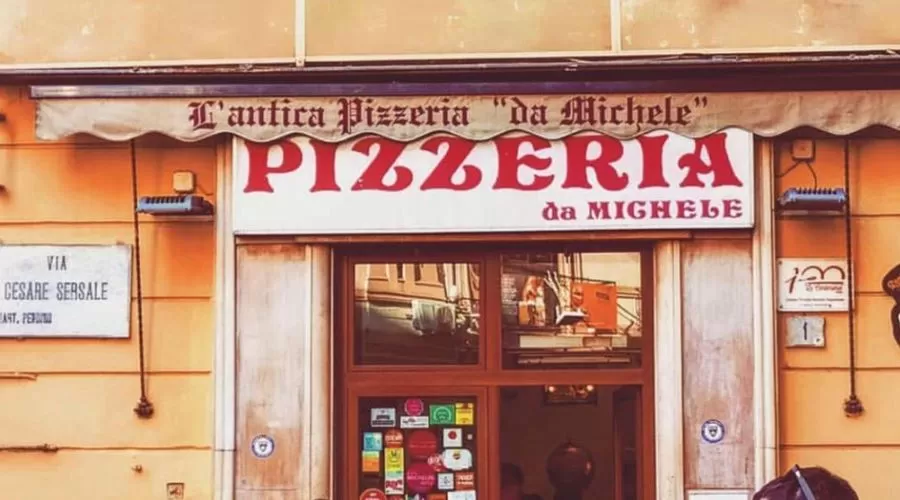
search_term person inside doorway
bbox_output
[502,462,543,500]
[752,465,858,500]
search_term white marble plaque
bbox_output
[0,245,133,338]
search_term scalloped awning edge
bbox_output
[33,90,900,143]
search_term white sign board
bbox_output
[0,245,133,338]
[232,128,754,235]
[687,491,750,500]
[777,258,850,312]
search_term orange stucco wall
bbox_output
[308,0,900,58]
[775,138,900,499]
[0,87,218,499]
[1,1,899,65]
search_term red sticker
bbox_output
[359,488,387,500]
[404,398,425,416]
[456,471,476,489]
[426,453,445,472]
[406,462,437,493]
[407,430,438,459]
[384,429,404,448]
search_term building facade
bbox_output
[2,2,900,500]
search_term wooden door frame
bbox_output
[334,241,657,500]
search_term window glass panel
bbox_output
[500,385,640,499]
[500,252,643,369]
[355,262,480,365]
[358,396,479,497]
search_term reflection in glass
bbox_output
[500,252,642,369]
[355,262,480,365]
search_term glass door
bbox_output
[336,245,655,500]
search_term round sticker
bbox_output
[404,398,425,416]
[701,419,726,444]
[407,429,439,459]
[359,488,387,500]
[426,453,446,472]
[406,462,437,493]
[384,429,404,447]
[250,434,275,459]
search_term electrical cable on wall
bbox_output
[130,140,154,419]
[842,139,863,417]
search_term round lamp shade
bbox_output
[546,440,596,491]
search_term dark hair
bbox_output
[502,462,525,487]
[753,466,858,500]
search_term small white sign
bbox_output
[448,491,477,500]
[371,408,397,427]
[438,473,455,490]
[785,316,826,348]
[250,434,275,459]
[0,245,132,338]
[777,258,850,312]
[687,491,750,500]
[400,416,430,429]
[443,428,463,448]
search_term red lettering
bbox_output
[636,134,670,188]
[243,140,302,193]
[677,200,697,219]
[626,201,647,219]
[587,201,611,220]
[723,199,743,218]
[649,200,671,218]
[679,133,743,188]
[351,137,413,191]
[309,140,340,192]
[419,136,481,191]
[493,136,553,191]
[561,134,628,190]
[700,199,721,218]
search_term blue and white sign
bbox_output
[250,434,275,458]
[700,419,725,444]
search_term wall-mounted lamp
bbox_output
[777,187,847,213]
[136,170,214,216]
[137,194,213,216]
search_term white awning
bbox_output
[33,90,900,142]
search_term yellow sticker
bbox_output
[385,447,405,474]
[455,402,474,425]
[361,450,380,473]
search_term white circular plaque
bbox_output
[700,419,725,444]
[250,434,275,458]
